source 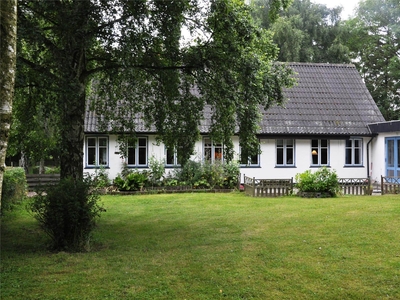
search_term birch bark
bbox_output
[0,0,18,206]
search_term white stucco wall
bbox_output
[370,131,400,182]
[84,134,375,182]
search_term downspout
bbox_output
[367,136,374,178]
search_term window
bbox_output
[240,147,260,166]
[86,137,108,166]
[276,139,295,166]
[386,137,400,177]
[126,137,147,167]
[345,139,362,166]
[203,137,223,162]
[311,139,329,166]
[165,147,181,167]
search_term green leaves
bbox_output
[295,167,340,197]
[344,0,400,120]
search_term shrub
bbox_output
[1,167,27,213]
[44,166,60,174]
[295,167,340,197]
[223,161,240,189]
[114,170,149,191]
[91,166,111,188]
[148,156,165,186]
[174,160,203,186]
[28,177,104,252]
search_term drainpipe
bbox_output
[367,136,374,178]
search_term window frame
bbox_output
[239,145,260,167]
[203,137,224,163]
[310,139,330,167]
[165,147,181,167]
[385,137,400,177]
[86,136,109,167]
[125,136,148,167]
[275,139,295,167]
[344,138,363,166]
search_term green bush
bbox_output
[295,167,340,197]
[174,160,203,186]
[91,166,111,188]
[173,160,239,189]
[114,170,149,191]
[28,178,104,252]
[222,161,240,189]
[148,156,165,186]
[44,166,60,174]
[1,167,27,213]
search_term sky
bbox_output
[312,0,359,19]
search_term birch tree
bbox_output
[0,0,18,206]
[17,0,294,180]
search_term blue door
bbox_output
[386,137,400,177]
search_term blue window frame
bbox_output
[311,139,329,166]
[165,147,181,167]
[203,137,223,162]
[386,137,400,177]
[86,136,108,167]
[345,139,363,166]
[276,139,295,167]
[126,137,148,167]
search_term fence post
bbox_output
[381,175,384,195]
[290,177,293,195]
[252,177,255,197]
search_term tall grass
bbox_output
[1,193,399,299]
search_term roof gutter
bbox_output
[366,136,375,178]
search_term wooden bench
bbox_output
[26,174,60,191]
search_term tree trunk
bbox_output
[20,152,29,173]
[39,158,45,174]
[59,91,85,180]
[0,0,18,207]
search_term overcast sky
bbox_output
[312,0,360,19]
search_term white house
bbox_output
[84,63,397,183]
[368,120,400,180]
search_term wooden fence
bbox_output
[381,176,400,195]
[338,178,371,195]
[243,176,375,197]
[26,174,60,191]
[243,176,293,197]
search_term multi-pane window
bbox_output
[345,139,362,166]
[240,147,259,166]
[126,137,147,167]
[204,137,223,162]
[165,147,181,166]
[311,139,329,166]
[86,137,108,166]
[386,138,400,177]
[276,139,295,166]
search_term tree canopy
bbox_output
[344,0,400,120]
[251,0,351,63]
[16,0,295,179]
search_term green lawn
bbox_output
[1,193,399,299]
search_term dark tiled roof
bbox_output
[85,63,385,135]
[259,63,385,136]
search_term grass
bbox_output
[1,193,399,300]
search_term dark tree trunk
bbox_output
[59,83,86,181]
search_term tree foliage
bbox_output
[344,0,400,120]
[251,0,351,63]
[17,0,295,180]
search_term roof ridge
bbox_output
[283,62,356,68]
